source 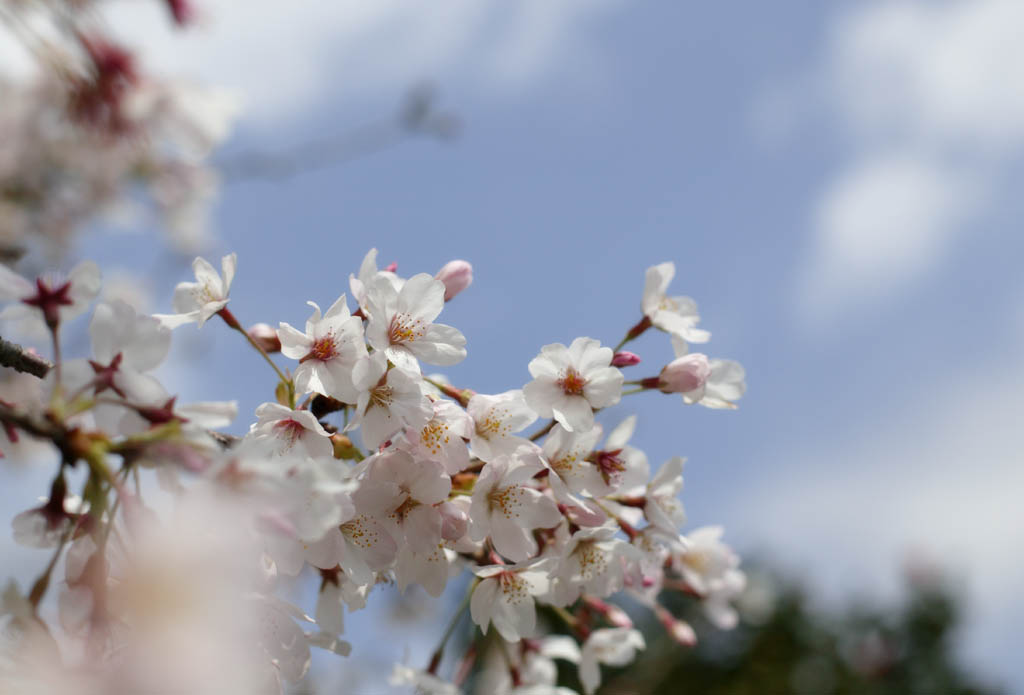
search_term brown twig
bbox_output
[0,336,53,378]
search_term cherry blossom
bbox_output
[0,234,749,694]
[0,260,100,329]
[468,389,537,462]
[364,272,467,373]
[641,262,710,346]
[470,454,561,561]
[667,335,746,409]
[470,559,552,641]
[401,398,473,474]
[157,253,236,328]
[674,526,746,629]
[351,353,433,449]
[247,402,334,459]
[278,294,367,403]
[578,628,646,695]
[348,247,402,314]
[352,449,451,552]
[523,338,623,433]
[551,523,640,605]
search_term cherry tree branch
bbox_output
[0,336,53,378]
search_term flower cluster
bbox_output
[0,0,235,262]
[0,246,746,695]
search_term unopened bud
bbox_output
[247,323,281,353]
[611,351,641,367]
[438,501,468,541]
[384,261,398,273]
[654,604,696,646]
[435,260,473,301]
[331,434,362,461]
[584,596,633,628]
[658,353,710,394]
[165,0,193,25]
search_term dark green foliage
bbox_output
[601,567,1002,695]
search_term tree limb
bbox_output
[0,336,52,378]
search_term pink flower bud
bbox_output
[384,261,398,273]
[611,351,641,367]
[438,501,468,540]
[435,260,473,301]
[247,323,281,353]
[658,353,711,394]
[654,604,697,646]
[166,0,193,26]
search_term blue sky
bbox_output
[4,0,1024,691]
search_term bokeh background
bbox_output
[3,0,1023,692]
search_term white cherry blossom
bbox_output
[364,272,466,373]
[389,664,460,695]
[278,294,367,403]
[523,338,623,433]
[352,449,451,552]
[247,402,333,459]
[348,247,402,314]
[156,253,235,328]
[0,259,100,329]
[644,456,687,533]
[669,335,746,409]
[402,398,473,474]
[470,454,561,561]
[551,523,640,606]
[470,559,552,642]
[578,628,646,695]
[351,353,433,450]
[674,526,745,629]
[468,389,537,462]
[641,262,709,346]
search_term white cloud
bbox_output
[797,152,983,317]
[93,0,621,126]
[727,350,1024,686]
[791,0,1024,320]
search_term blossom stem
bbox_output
[427,579,476,674]
[613,315,653,352]
[423,378,473,408]
[228,320,293,403]
[527,419,556,442]
[550,604,579,631]
[620,387,648,396]
[49,324,62,394]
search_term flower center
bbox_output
[342,515,383,551]
[575,540,609,581]
[392,497,420,522]
[475,408,510,440]
[272,419,305,449]
[557,367,587,396]
[388,312,426,345]
[303,333,339,362]
[498,571,529,604]
[420,420,451,456]
[368,383,394,411]
[587,448,626,486]
[487,485,524,519]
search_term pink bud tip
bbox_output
[384,261,398,273]
[658,353,711,394]
[435,260,473,301]
[247,323,281,353]
[166,0,193,26]
[611,351,641,367]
